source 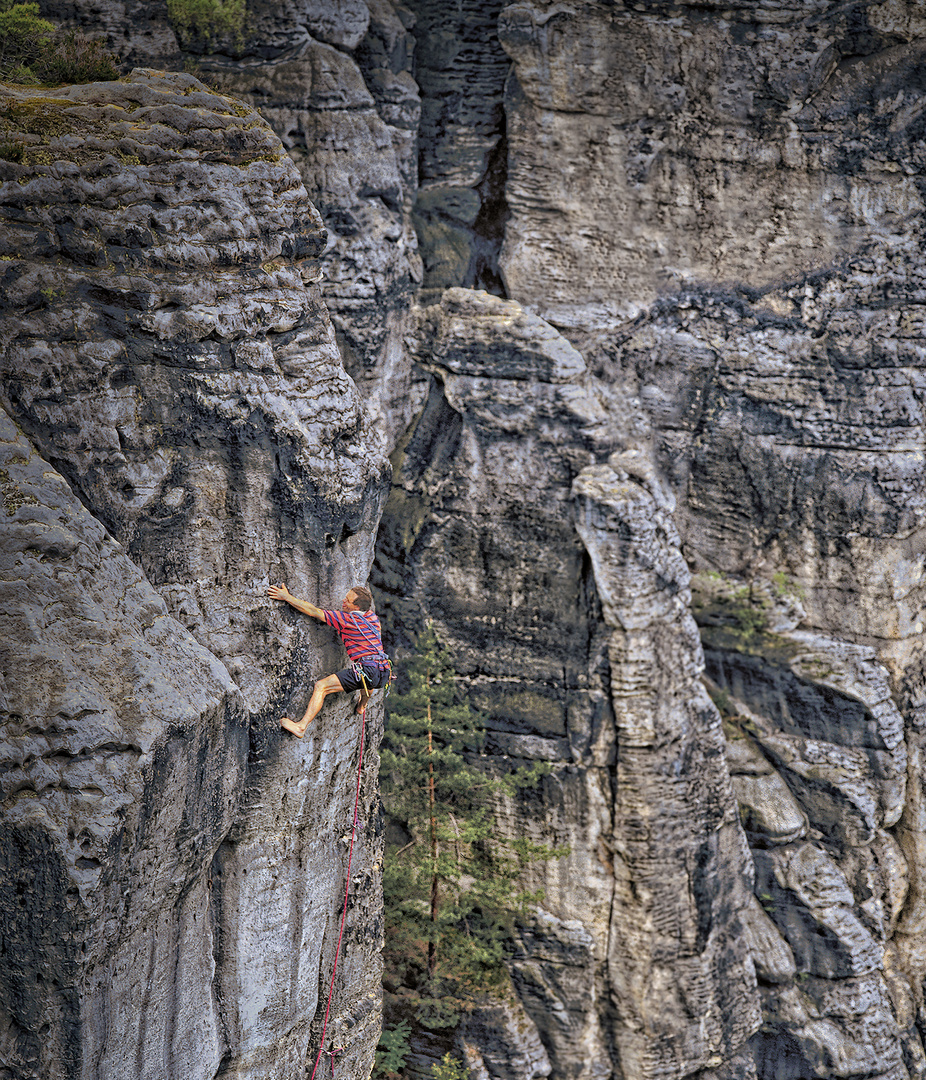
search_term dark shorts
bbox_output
[336,663,391,693]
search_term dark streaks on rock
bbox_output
[0,69,388,1080]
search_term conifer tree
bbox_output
[379,623,560,1031]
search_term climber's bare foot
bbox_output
[281,716,309,737]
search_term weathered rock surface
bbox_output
[375,288,760,1078]
[509,911,609,1080]
[375,269,926,1076]
[0,71,389,1080]
[459,997,552,1080]
[46,0,425,452]
[5,0,926,1077]
[0,69,387,712]
[195,4,424,451]
[698,595,917,1078]
[497,1,926,323]
[573,461,760,1079]
[0,406,247,1080]
[377,273,926,1075]
[405,0,511,297]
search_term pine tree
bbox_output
[379,623,561,1030]
[0,0,54,80]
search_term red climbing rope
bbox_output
[308,701,368,1080]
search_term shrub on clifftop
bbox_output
[166,0,246,50]
[0,0,118,84]
[37,29,119,83]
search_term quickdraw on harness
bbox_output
[350,656,394,698]
[321,1044,344,1079]
[308,700,368,1080]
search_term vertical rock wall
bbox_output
[369,4,926,1078]
[5,1,926,1078]
[0,407,248,1080]
[496,1,926,322]
[196,1,425,451]
[573,464,760,1079]
[404,0,511,297]
[0,71,389,1080]
[374,290,761,1078]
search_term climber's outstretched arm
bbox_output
[267,583,325,621]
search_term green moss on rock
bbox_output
[691,570,802,662]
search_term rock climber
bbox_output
[267,582,392,737]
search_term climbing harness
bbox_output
[308,699,368,1080]
[350,657,394,695]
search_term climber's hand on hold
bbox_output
[268,583,325,621]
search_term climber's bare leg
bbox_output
[280,674,345,737]
[355,686,370,714]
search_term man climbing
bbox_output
[267,582,392,737]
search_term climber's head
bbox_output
[343,585,373,612]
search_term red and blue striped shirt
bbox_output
[323,609,389,668]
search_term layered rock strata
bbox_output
[378,278,926,1079]
[0,69,387,713]
[374,288,760,1079]
[573,463,760,1079]
[404,0,511,297]
[376,278,926,1079]
[0,71,389,1080]
[443,6,926,1073]
[195,1,424,450]
[3,1,926,1078]
[43,0,427,450]
[692,574,917,1078]
[496,1,926,324]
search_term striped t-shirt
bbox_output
[323,609,389,668]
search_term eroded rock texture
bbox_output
[4,0,926,1078]
[0,71,388,1080]
[196,1,425,451]
[374,289,760,1078]
[497,1,926,323]
[367,5,926,1077]
[573,464,760,1078]
[0,406,248,1080]
[407,0,511,298]
[45,0,426,449]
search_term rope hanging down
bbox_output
[308,695,369,1080]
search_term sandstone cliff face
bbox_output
[497,1,926,321]
[5,1,926,1079]
[374,289,761,1079]
[0,405,248,1080]
[371,3,926,1077]
[0,71,388,1080]
[195,0,425,451]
